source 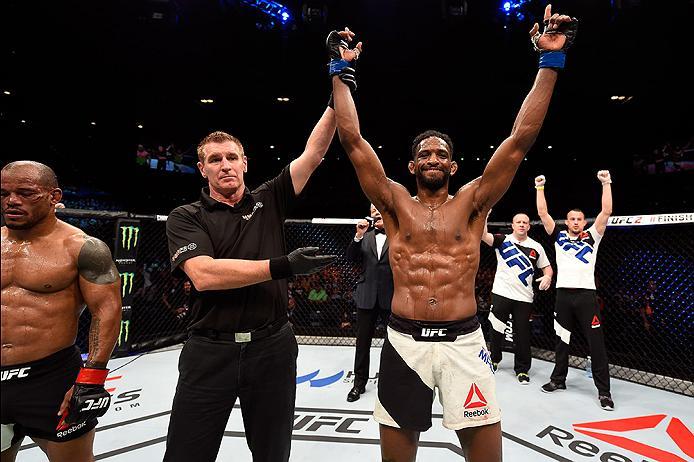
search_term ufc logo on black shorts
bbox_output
[1,367,31,381]
[421,328,447,338]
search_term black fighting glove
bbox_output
[530,6,578,70]
[57,368,111,431]
[270,247,337,280]
[326,30,359,92]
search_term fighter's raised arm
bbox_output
[330,29,400,214]
[593,170,613,235]
[481,209,495,246]
[472,5,577,212]
[535,174,556,234]
[289,105,336,196]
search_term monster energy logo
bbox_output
[118,320,130,346]
[120,226,140,250]
[120,272,134,297]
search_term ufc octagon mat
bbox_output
[17,344,693,461]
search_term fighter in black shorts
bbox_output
[1,161,122,461]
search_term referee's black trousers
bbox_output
[550,289,611,396]
[163,323,298,462]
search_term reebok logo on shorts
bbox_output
[1,367,31,381]
[591,315,601,329]
[464,384,490,417]
[464,383,486,409]
[56,420,87,438]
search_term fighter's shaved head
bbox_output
[2,161,59,190]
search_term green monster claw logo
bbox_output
[120,272,134,297]
[118,320,130,346]
[120,226,140,250]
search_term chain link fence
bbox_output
[60,210,189,355]
[480,218,693,396]
[62,209,693,396]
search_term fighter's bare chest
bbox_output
[390,222,479,263]
[1,240,77,293]
[401,205,471,240]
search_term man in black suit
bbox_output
[345,204,394,402]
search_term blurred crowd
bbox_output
[633,137,694,174]
[136,143,197,173]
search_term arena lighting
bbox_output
[200,98,214,103]
[276,97,290,102]
[500,0,528,20]
[239,0,292,24]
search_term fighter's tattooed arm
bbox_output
[78,237,119,284]
[77,236,122,368]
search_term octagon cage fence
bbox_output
[58,208,693,397]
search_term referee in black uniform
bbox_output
[163,113,337,460]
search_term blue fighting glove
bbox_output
[326,30,359,91]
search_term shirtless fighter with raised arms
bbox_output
[328,5,577,461]
[1,161,121,462]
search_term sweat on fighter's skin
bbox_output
[1,160,122,462]
[329,5,577,461]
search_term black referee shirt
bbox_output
[166,165,296,332]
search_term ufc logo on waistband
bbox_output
[80,397,110,412]
[420,328,447,337]
[1,367,31,381]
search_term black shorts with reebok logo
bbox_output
[1,346,97,448]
